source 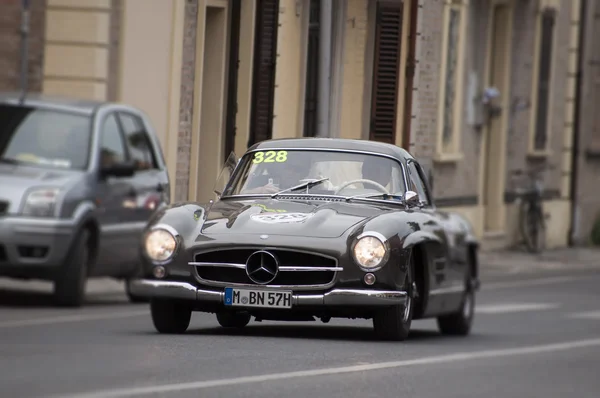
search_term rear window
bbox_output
[0,104,92,170]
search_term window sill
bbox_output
[527,149,552,159]
[433,152,464,164]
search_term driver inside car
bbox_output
[241,154,313,194]
[361,156,393,190]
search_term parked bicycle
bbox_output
[510,164,555,253]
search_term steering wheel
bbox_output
[334,179,390,195]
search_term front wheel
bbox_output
[53,229,91,307]
[150,299,192,334]
[372,255,415,341]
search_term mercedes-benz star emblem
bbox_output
[245,250,279,284]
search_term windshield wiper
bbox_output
[270,177,329,198]
[345,193,404,202]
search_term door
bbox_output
[405,160,448,289]
[405,160,463,312]
[481,0,512,233]
[94,112,138,275]
[117,111,168,222]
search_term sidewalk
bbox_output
[479,246,600,276]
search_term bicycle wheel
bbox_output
[520,200,546,253]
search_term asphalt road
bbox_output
[1,267,599,398]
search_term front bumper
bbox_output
[0,216,75,271]
[129,279,407,307]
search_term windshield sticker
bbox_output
[252,150,288,164]
[250,213,312,224]
[252,203,287,213]
[15,153,72,168]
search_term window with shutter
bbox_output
[369,1,404,144]
[248,0,280,147]
[532,8,556,152]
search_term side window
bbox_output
[118,112,158,171]
[100,113,127,169]
[406,160,430,206]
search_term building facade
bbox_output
[1,0,597,249]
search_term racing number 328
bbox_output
[253,150,288,164]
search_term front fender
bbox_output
[145,201,208,240]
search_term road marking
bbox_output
[0,309,148,329]
[567,310,600,320]
[482,276,580,290]
[476,302,559,314]
[57,337,600,398]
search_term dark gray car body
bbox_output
[0,92,170,287]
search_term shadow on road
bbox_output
[179,324,456,343]
[0,288,129,308]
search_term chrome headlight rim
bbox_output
[143,224,180,265]
[351,231,390,272]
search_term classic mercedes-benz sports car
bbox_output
[130,138,480,341]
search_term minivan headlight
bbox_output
[22,188,60,217]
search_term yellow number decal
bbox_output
[252,150,288,164]
[263,151,277,163]
[275,151,288,162]
[252,152,264,164]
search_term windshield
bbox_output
[224,149,406,199]
[0,104,91,170]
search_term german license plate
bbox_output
[224,287,292,308]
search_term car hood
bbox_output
[0,163,79,213]
[200,198,391,238]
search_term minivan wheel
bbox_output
[53,229,90,307]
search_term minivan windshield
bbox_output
[224,149,406,198]
[0,104,92,170]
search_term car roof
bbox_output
[247,137,415,161]
[0,91,105,116]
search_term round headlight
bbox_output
[144,228,177,262]
[353,235,387,269]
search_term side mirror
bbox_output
[100,161,136,178]
[404,190,420,207]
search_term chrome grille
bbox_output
[190,248,341,289]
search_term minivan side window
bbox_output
[99,113,127,169]
[118,112,158,171]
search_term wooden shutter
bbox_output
[369,1,404,144]
[248,0,280,147]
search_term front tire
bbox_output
[372,254,416,341]
[216,312,251,328]
[150,299,192,334]
[53,229,91,307]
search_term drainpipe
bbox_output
[316,0,333,138]
[568,0,586,246]
[19,0,30,104]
